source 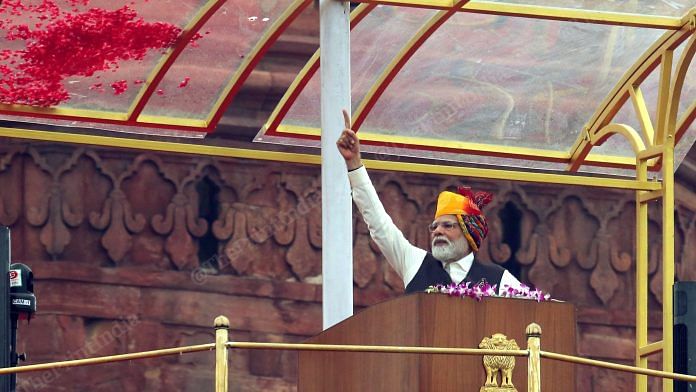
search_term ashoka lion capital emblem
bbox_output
[479,333,519,391]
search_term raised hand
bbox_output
[336,109,362,170]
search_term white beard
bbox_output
[431,236,469,263]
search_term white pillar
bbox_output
[319,0,352,329]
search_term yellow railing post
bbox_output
[214,315,230,392]
[662,134,675,392]
[636,154,649,392]
[526,323,542,392]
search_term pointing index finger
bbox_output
[342,109,351,129]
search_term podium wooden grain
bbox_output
[299,293,575,391]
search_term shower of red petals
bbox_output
[110,80,128,95]
[178,76,190,88]
[0,0,182,107]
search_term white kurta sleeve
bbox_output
[348,166,427,286]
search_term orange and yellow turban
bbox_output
[434,186,493,252]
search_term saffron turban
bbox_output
[434,186,493,252]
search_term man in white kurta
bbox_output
[337,110,523,293]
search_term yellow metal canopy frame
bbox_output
[0,2,696,391]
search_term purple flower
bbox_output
[426,282,551,302]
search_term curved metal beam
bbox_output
[460,1,683,29]
[203,0,314,132]
[591,123,646,155]
[669,32,696,141]
[567,24,694,172]
[352,0,471,131]
[676,101,696,141]
[629,86,655,146]
[261,3,377,135]
[355,1,685,29]
[0,0,311,134]
[0,126,661,191]
[0,0,228,130]
[127,0,227,124]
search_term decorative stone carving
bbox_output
[512,188,571,293]
[25,148,85,258]
[88,154,147,263]
[377,177,430,288]
[215,203,254,274]
[5,143,696,307]
[151,161,208,270]
[277,174,322,281]
[573,198,631,305]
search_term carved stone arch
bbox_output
[223,171,293,280]
[176,159,227,196]
[59,149,114,263]
[183,160,234,269]
[483,187,532,281]
[184,160,237,223]
[497,185,540,261]
[121,153,179,193]
[148,158,212,270]
[119,154,177,269]
[502,184,575,294]
[549,192,603,269]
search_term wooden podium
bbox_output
[299,293,575,391]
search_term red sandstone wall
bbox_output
[0,142,690,390]
[0,2,691,389]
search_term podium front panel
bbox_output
[299,293,576,391]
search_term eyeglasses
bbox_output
[428,221,459,233]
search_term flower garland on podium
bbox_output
[425,282,551,302]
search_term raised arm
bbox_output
[336,109,363,170]
[336,110,426,285]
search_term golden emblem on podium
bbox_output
[479,333,519,392]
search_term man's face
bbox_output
[429,214,471,263]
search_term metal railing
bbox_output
[1,316,696,391]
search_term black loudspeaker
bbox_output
[675,281,696,391]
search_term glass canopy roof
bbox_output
[0,0,694,177]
